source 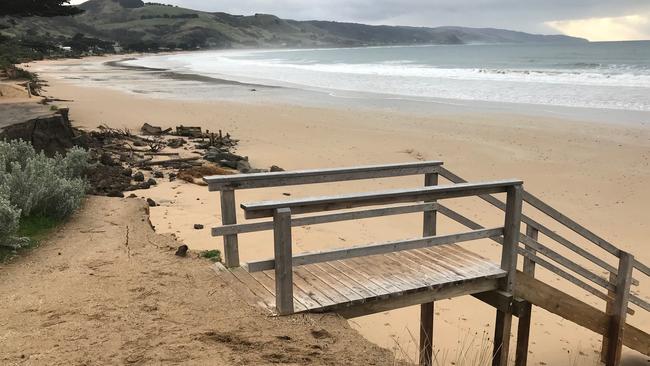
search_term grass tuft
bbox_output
[200,249,222,263]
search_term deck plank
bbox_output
[301,264,368,303]
[314,262,382,300]
[222,244,507,317]
[341,256,412,294]
[294,266,350,306]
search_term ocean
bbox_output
[123,41,650,112]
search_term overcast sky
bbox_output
[70,0,650,41]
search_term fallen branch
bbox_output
[141,157,201,167]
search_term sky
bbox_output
[69,0,650,41]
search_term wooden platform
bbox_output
[215,243,506,316]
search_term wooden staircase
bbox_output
[204,161,650,366]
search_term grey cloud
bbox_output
[79,0,650,33]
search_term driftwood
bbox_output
[144,152,181,156]
[176,125,203,138]
[140,156,200,167]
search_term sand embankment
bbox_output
[0,197,398,365]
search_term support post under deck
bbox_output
[493,184,523,366]
[605,252,634,366]
[419,172,438,366]
[515,224,538,366]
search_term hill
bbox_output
[0,0,587,60]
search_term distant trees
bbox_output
[0,0,83,17]
[66,33,114,53]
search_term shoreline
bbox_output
[105,57,278,88]
[30,54,650,126]
[21,56,650,364]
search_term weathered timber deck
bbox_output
[215,243,506,316]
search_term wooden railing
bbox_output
[205,161,443,267]
[435,166,649,366]
[240,180,523,315]
[205,161,650,366]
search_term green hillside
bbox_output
[0,0,588,66]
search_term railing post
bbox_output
[420,172,438,366]
[220,189,240,268]
[604,251,634,366]
[600,272,616,363]
[515,224,538,366]
[493,184,523,366]
[273,208,294,315]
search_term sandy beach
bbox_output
[23,56,650,365]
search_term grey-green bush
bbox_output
[0,140,90,247]
[0,197,21,241]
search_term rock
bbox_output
[175,245,189,257]
[99,152,117,166]
[204,150,248,163]
[219,160,238,170]
[133,141,145,147]
[270,165,285,172]
[146,198,157,207]
[85,165,132,197]
[141,123,163,135]
[167,138,186,148]
[137,182,151,190]
[123,168,133,177]
[236,160,252,173]
[310,328,332,340]
[133,171,145,182]
[147,178,157,186]
[193,224,204,230]
[128,193,137,198]
[153,171,164,178]
[0,113,76,157]
[107,191,124,198]
[168,173,177,182]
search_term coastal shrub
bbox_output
[0,196,21,243]
[0,140,90,247]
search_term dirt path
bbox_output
[0,196,399,365]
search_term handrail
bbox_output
[256,180,524,317]
[204,160,443,191]
[437,166,647,284]
[523,191,621,257]
[242,180,523,219]
[436,203,642,315]
[212,161,444,268]
[212,203,438,236]
[245,227,504,272]
[436,167,650,314]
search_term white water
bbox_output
[124,43,650,112]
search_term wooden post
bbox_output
[419,172,438,366]
[600,272,616,363]
[274,208,294,315]
[604,252,634,366]
[220,189,240,268]
[515,224,538,366]
[493,184,523,366]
